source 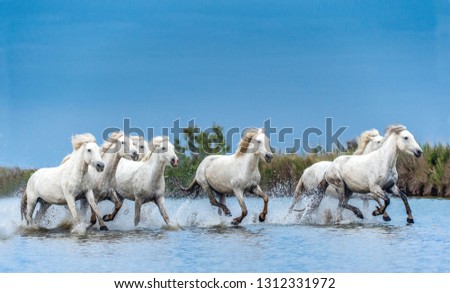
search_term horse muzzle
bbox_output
[265,153,273,163]
[131,151,139,161]
[95,162,105,172]
[414,149,423,158]
[171,157,178,167]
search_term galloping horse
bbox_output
[21,133,109,230]
[115,136,179,226]
[182,128,273,225]
[289,129,392,221]
[313,125,422,223]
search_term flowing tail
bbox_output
[289,177,305,213]
[21,188,27,221]
[179,179,201,198]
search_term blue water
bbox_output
[1,195,449,272]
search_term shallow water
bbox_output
[1,195,449,272]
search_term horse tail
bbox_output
[289,177,305,213]
[180,179,201,198]
[21,188,27,221]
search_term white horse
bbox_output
[289,129,392,220]
[131,135,151,160]
[314,125,422,223]
[82,132,139,225]
[182,128,273,225]
[21,133,109,230]
[115,136,179,226]
[82,134,151,224]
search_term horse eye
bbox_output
[162,147,166,150]
[404,137,409,140]
[121,141,125,145]
[87,149,91,153]
[257,140,261,144]
[140,146,144,149]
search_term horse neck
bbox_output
[361,141,375,155]
[67,146,89,182]
[376,134,399,171]
[102,152,121,182]
[236,152,260,174]
[144,153,167,181]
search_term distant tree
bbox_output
[174,123,231,160]
[346,139,358,153]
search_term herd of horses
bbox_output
[20,124,423,231]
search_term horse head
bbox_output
[131,135,151,161]
[254,128,273,163]
[149,136,179,167]
[102,132,139,161]
[387,125,423,158]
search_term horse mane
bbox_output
[374,124,407,146]
[235,128,260,156]
[72,133,96,151]
[353,129,380,155]
[142,136,169,161]
[101,131,124,157]
[60,154,71,165]
[384,124,407,136]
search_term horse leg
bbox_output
[217,193,227,216]
[103,190,124,222]
[392,185,414,223]
[369,187,390,218]
[204,186,231,216]
[231,190,247,225]
[134,197,143,226]
[339,193,364,219]
[371,194,392,221]
[65,193,81,227]
[337,185,363,220]
[252,186,269,222]
[79,198,89,218]
[85,190,108,230]
[35,202,51,224]
[155,196,170,225]
[89,206,97,226]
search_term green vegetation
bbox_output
[1,124,449,198]
[0,167,35,197]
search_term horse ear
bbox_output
[258,128,265,134]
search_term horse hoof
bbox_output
[372,210,379,216]
[102,215,111,222]
[231,220,240,226]
[383,215,392,222]
[356,213,364,220]
[407,218,414,224]
[225,211,232,217]
[259,214,266,222]
[100,226,108,231]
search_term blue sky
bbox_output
[1,0,449,168]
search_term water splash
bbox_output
[0,193,383,236]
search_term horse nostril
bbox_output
[97,162,105,169]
